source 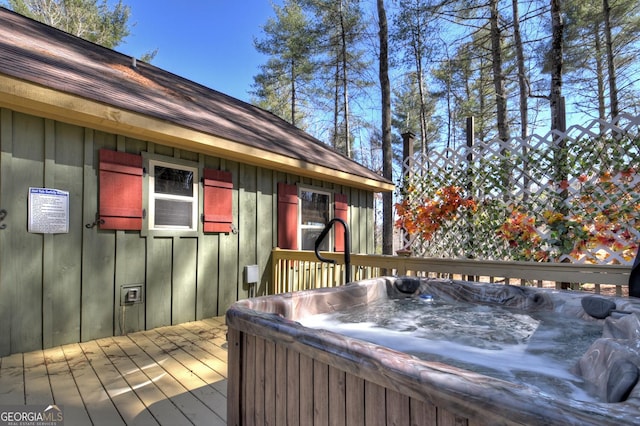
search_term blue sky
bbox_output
[117,1,279,103]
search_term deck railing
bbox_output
[271,248,632,296]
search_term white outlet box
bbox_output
[245,265,259,284]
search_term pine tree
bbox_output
[302,0,371,157]
[7,0,131,48]
[489,0,509,142]
[392,0,440,154]
[252,0,316,127]
[563,0,640,120]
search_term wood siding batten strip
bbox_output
[264,339,276,425]
[42,119,55,349]
[345,374,364,426]
[329,366,346,426]
[226,327,242,426]
[274,343,287,424]
[299,353,314,424]
[286,347,300,426]
[0,108,11,354]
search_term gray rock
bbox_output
[582,295,616,319]
[607,359,639,403]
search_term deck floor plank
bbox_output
[96,336,198,426]
[152,324,228,397]
[114,333,221,426]
[43,346,93,426]
[0,317,228,425]
[79,340,159,425]
[23,350,54,405]
[61,343,125,426]
[0,353,25,405]
[127,330,226,425]
[145,327,227,398]
[170,322,229,373]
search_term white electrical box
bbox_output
[245,265,259,284]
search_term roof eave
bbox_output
[0,74,394,193]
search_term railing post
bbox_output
[271,249,281,294]
[399,131,416,258]
[398,256,405,276]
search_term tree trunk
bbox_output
[291,59,297,126]
[339,0,351,157]
[378,0,393,255]
[550,0,569,269]
[334,60,340,150]
[490,0,508,142]
[445,65,453,150]
[408,3,428,155]
[512,0,527,139]
[594,21,606,128]
[416,60,428,154]
[603,0,619,119]
[550,0,564,133]
[512,0,529,200]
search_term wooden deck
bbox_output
[0,317,228,426]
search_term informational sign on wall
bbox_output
[28,187,69,234]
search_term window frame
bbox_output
[298,186,333,251]
[142,154,200,237]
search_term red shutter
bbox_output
[277,182,298,249]
[334,193,348,252]
[98,149,143,230]
[203,169,233,233]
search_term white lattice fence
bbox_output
[397,113,640,265]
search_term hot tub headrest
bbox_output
[393,277,421,294]
[582,295,633,319]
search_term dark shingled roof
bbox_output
[0,7,390,188]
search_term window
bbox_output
[277,183,348,251]
[148,160,198,231]
[98,150,233,234]
[299,188,331,251]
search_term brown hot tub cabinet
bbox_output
[226,277,640,425]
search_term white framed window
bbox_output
[299,188,332,251]
[148,159,198,231]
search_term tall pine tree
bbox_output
[252,0,316,127]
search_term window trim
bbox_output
[142,153,200,237]
[298,186,333,251]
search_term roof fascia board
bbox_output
[0,75,394,192]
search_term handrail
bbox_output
[314,218,351,283]
[272,248,632,296]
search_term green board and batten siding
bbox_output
[0,109,375,356]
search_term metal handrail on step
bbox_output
[314,218,351,284]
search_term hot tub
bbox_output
[226,277,640,425]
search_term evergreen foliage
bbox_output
[6,0,131,48]
[253,0,640,157]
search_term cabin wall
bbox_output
[0,108,376,356]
